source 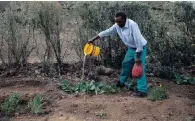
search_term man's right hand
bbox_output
[87,39,95,44]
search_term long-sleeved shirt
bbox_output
[98,19,147,52]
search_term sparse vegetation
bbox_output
[175,74,195,85]
[61,80,120,95]
[148,87,168,101]
[28,95,43,114]
[1,93,20,115]
[95,112,107,119]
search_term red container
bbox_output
[132,63,143,78]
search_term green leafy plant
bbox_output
[61,80,75,94]
[61,80,120,95]
[175,74,195,85]
[28,95,43,114]
[148,87,167,101]
[1,92,20,115]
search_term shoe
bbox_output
[133,91,147,97]
[116,81,125,88]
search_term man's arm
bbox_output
[88,24,117,43]
[132,22,144,66]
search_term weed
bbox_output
[148,87,167,101]
[1,92,20,115]
[185,116,194,121]
[95,112,107,119]
[28,95,43,114]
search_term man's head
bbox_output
[115,11,127,28]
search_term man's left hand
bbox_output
[135,58,142,66]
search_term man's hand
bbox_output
[135,58,142,66]
[136,51,142,66]
[87,39,95,44]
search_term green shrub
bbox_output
[1,93,20,115]
[28,95,43,114]
[148,87,167,101]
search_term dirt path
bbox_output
[13,94,195,121]
[43,92,194,121]
[0,77,194,121]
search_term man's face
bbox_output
[115,16,125,28]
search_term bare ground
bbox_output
[0,68,195,121]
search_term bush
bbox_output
[0,2,36,67]
[1,93,20,115]
[31,2,66,75]
[148,87,168,101]
[28,95,43,114]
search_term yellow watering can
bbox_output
[84,43,100,57]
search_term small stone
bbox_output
[150,73,154,76]
[35,70,40,74]
[85,110,89,113]
[75,78,80,82]
[15,113,19,116]
[71,104,78,107]
[74,94,79,97]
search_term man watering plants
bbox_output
[88,12,147,97]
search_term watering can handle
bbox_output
[87,40,93,44]
[88,35,100,43]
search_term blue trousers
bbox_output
[119,47,147,93]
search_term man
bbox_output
[88,12,147,97]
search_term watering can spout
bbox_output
[84,43,100,57]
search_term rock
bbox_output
[85,110,89,113]
[147,73,154,77]
[35,70,40,74]
[71,104,78,107]
[75,78,80,82]
[96,65,115,76]
[104,68,114,75]
[73,94,79,97]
